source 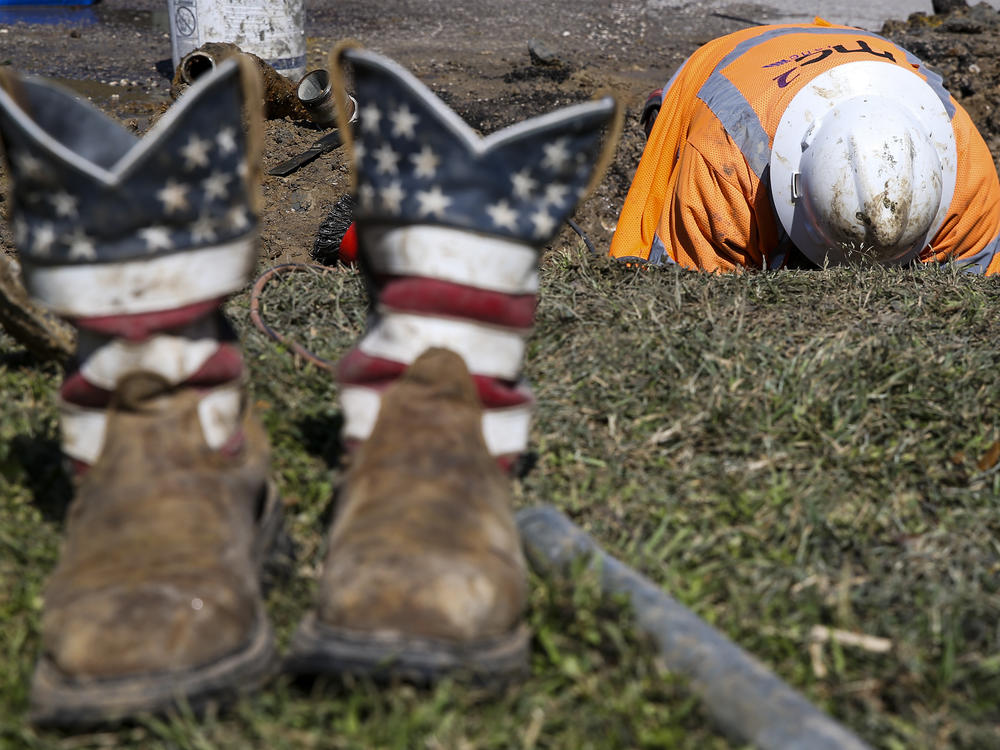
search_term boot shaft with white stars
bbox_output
[329,45,621,471]
[0,58,263,469]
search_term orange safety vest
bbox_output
[609,20,1000,274]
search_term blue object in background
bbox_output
[0,1,96,5]
[0,2,98,26]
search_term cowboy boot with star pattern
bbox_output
[0,57,281,726]
[286,45,620,682]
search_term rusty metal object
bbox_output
[0,253,74,363]
[171,42,311,122]
[297,69,338,128]
[516,505,872,750]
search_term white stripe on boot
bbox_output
[339,385,533,457]
[358,310,529,381]
[362,225,539,295]
[76,316,227,390]
[24,236,256,318]
[59,381,245,465]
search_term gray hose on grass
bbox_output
[516,505,871,750]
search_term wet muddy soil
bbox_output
[1,1,1000,270]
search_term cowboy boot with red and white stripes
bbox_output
[333,50,618,471]
[0,59,280,726]
[287,47,619,682]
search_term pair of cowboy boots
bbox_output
[0,47,617,727]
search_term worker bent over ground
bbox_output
[610,18,1000,274]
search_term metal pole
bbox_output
[516,505,871,750]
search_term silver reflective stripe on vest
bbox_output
[696,26,955,179]
[949,233,1000,274]
[650,232,674,265]
[766,251,786,270]
[698,74,771,176]
[764,218,791,270]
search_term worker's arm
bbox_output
[668,142,751,271]
[666,126,780,272]
[610,91,778,272]
[922,105,1000,274]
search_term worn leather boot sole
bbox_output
[28,481,285,729]
[286,612,530,685]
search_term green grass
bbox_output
[3,248,1000,748]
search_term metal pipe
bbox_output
[171,42,312,122]
[297,69,335,127]
[178,50,216,85]
[297,69,358,130]
[516,505,872,750]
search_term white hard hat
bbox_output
[770,61,956,267]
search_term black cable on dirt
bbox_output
[249,262,339,372]
[567,218,600,255]
[314,194,356,264]
[710,11,761,26]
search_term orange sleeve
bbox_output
[609,31,751,265]
[661,98,783,272]
[921,103,1000,274]
[665,139,757,272]
[607,98,679,264]
[611,97,771,272]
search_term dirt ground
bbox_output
[2,0,1000,300]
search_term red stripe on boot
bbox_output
[73,299,226,340]
[337,349,533,409]
[376,277,536,329]
[60,373,112,409]
[186,343,244,386]
[60,344,244,408]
